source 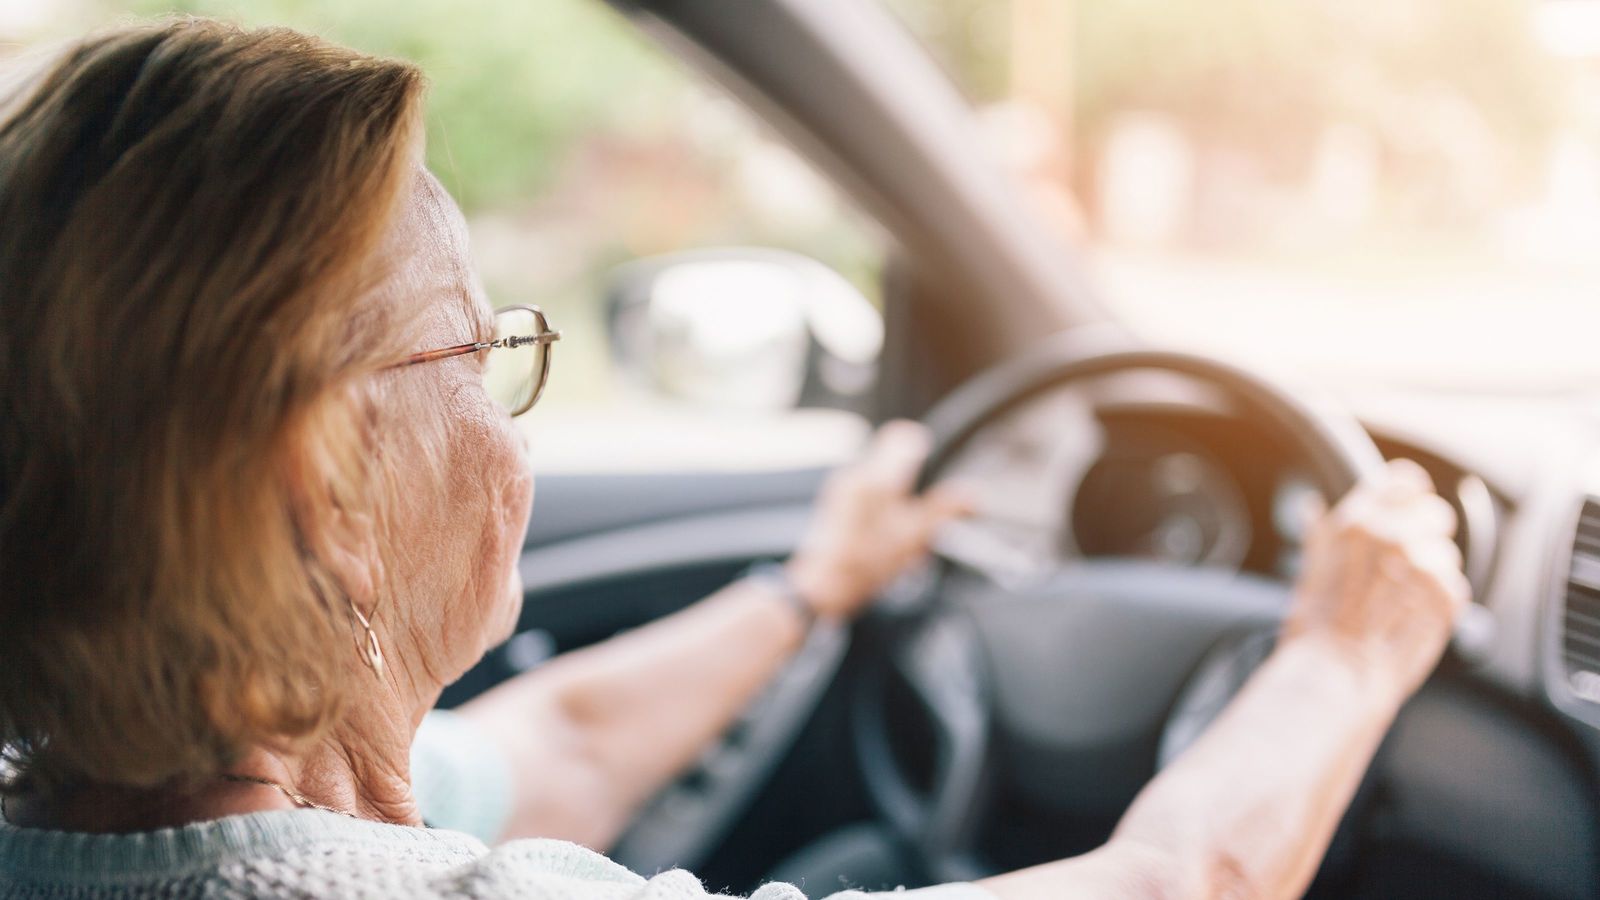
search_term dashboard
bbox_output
[935,371,1600,751]
[907,372,1600,897]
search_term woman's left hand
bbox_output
[458,420,970,847]
[785,420,974,620]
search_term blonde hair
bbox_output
[0,18,425,791]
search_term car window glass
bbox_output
[888,0,1600,392]
[8,0,883,473]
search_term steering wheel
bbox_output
[851,327,1387,882]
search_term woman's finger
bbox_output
[1404,536,1465,582]
[855,420,933,496]
[1373,494,1458,541]
[919,482,978,533]
[1378,458,1434,500]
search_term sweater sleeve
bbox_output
[756,883,996,900]
[458,837,998,900]
[411,708,515,843]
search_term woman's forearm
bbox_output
[984,462,1465,899]
[459,423,971,849]
[458,574,807,847]
[545,576,806,798]
[980,638,1405,899]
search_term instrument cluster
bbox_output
[936,384,1496,589]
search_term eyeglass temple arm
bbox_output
[398,342,488,367]
[501,331,562,350]
[398,331,561,368]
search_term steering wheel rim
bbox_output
[918,326,1386,499]
[859,327,1388,882]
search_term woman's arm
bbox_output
[980,639,1402,900]
[981,461,1469,899]
[456,572,809,848]
[456,422,970,849]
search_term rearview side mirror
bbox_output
[605,249,883,413]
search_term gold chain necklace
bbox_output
[220,773,362,820]
[1,777,363,825]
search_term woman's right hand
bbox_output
[1283,459,1472,700]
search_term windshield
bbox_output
[888,0,1600,391]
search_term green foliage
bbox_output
[100,0,1567,217]
[125,0,687,212]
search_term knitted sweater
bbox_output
[0,713,995,899]
[0,808,994,898]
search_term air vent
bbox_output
[1562,497,1600,702]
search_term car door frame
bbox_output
[603,0,1110,416]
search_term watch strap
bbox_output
[742,560,817,629]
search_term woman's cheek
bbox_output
[501,425,535,554]
[491,429,535,641]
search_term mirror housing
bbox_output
[606,249,882,413]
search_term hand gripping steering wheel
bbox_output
[852,328,1411,882]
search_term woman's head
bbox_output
[0,18,532,793]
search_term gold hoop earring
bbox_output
[348,598,385,678]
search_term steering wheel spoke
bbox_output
[853,604,994,880]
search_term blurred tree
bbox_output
[84,0,1565,225]
[127,0,687,213]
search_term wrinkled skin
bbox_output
[1282,458,1470,695]
[160,168,962,830]
[13,163,1473,900]
[5,169,538,830]
[370,170,535,691]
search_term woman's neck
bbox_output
[6,686,428,833]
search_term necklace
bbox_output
[220,773,361,820]
[0,777,363,825]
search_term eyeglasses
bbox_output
[393,305,562,417]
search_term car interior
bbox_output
[414,1,1600,897]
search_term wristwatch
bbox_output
[742,560,817,629]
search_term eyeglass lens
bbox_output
[484,307,550,416]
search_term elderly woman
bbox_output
[0,19,1467,900]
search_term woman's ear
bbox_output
[279,402,386,626]
[319,505,388,677]
[287,464,388,677]
[319,507,383,615]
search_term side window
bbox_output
[455,44,886,475]
[475,82,886,475]
[12,0,884,474]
